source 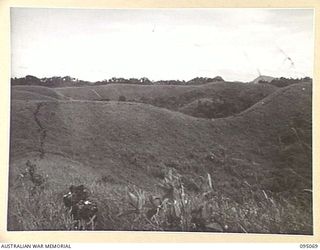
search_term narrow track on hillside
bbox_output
[33,102,47,159]
[90,89,103,99]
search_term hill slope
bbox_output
[54,81,276,101]
[12,85,67,100]
[9,83,311,190]
[8,82,312,233]
[55,82,277,118]
[178,82,276,118]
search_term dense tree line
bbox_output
[11,75,91,88]
[12,75,312,88]
[11,75,225,88]
[259,77,312,87]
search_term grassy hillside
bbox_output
[9,100,219,186]
[12,85,67,100]
[11,90,60,101]
[8,83,312,233]
[55,81,276,100]
[13,82,277,119]
[178,80,275,119]
[56,82,277,118]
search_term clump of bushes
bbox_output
[118,95,126,102]
[121,169,221,231]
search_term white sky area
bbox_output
[11,8,314,82]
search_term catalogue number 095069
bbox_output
[300,244,318,248]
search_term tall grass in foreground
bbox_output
[7,163,312,234]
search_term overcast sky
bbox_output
[11,8,314,82]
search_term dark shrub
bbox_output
[118,95,126,102]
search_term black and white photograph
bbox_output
[8,7,314,234]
